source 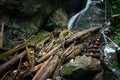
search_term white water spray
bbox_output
[68,0,92,30]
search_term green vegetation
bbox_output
[61,65,76,75]
[111,0,120,46]
[32,30,50,41]
[109,61,120,69]
[113,30,120,46]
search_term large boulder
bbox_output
[61,56,101,80]
[0,0,68,47]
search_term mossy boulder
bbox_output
[61,56,101,80]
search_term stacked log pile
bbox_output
[0,27,100,80]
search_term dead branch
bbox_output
[32,56,53,80]
[17,63,42,78]
[37,44,61,63]
[0,22,4,47]
[38,56,60,80]
[65,27,100,44]
[0,50,26,73]
[0,41,34,62]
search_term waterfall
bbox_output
[68,0,92,30]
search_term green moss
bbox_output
[32,30,50,41]
[62,65,76,75]
[0,41,34,62]
[60,30,68,36]
[109,61,120,69]
[113,32,120,46]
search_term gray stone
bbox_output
[61,56,101,80]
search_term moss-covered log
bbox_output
[0,41,35,62]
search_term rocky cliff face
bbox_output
[0,0,68,47]
[0,0,91,47]
[0,0,59,18]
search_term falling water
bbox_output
[68,0,104,31]
[68,0,92,30]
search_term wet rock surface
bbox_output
[68,0,105,31]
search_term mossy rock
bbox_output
[61,56,101,80]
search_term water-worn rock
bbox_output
[61,56,101,80]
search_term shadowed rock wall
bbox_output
[0,0,68,47]
[0,0,91,47]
